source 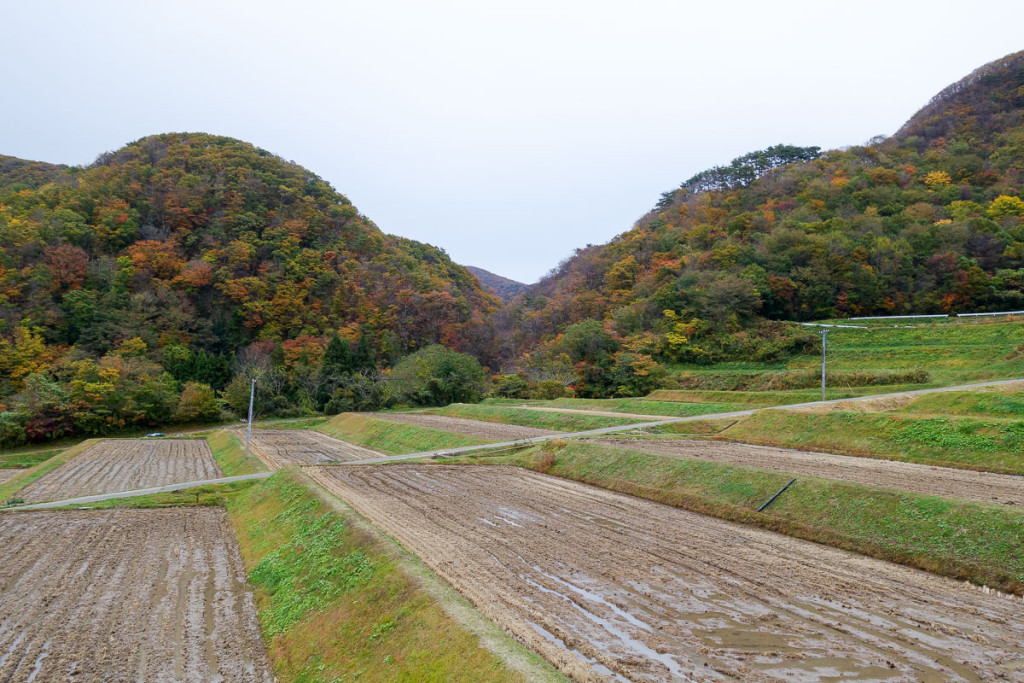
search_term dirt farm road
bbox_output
[339,378,1024,465]
[5,472,273,511]
[311,464,1024,682]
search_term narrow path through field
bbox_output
[594,438,1024,507]
[310,464,1024,682]
[338,378,1024,465]
[6,472,273,510]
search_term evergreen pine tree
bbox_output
[322,333,353,373]
[353,332,375,372]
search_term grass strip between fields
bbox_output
[226,471,552,682]
[0,439,99,503]
[482,396,742,418]
[318,413,489,455]
[0,448,64,469]
[461,440,1024,595]
[717,410,1024,475]
[207,429,268,477]
[424,403,641,431]
[39,480,260,510]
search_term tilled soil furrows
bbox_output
[310,464,1024,682]
[243,429,382,469]
[0,508,272,681]
[371,412,560,439]
[18,439,220,503]
[596,438,1024,507]
[0,470,24,486]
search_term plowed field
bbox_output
[244,429,382,468]
[18,439,220,503]
[310,465,1024,682]
[372,412,560,439]
[0,470,24,486]
[597,438,1024,508]
[0,508,272,681]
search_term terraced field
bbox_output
[17,439,220,503]
[244,429,382,468]
[371,412,561,440]
[597,438,1024,507]
[0,508,272,681]
[311,464,1024,682]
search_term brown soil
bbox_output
[0,507,272,681]
[0,469,25,486]
[243,428,382,469]
[18,439,221,503]
[372,412,560,439]
[516,405,668,420]
[596,438,1024,508]
[310,464,1024,682]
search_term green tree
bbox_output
[389,344,486,406]
[174,382,221,422]
[322,333,353,373]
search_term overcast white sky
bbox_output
[3,1,1023,282]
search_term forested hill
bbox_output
[465,266,529,302]
[497,50,1024,385]
[0,133,503,439]
[0,133,499,359]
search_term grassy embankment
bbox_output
[663,317,1024,395]
[227,471,556,682]
[0,447,64,469]
[483,396,742,418]
[0,439,99,503]
[462,440,1024,595]
[716,409,1024,474]
[207,429,269,476]
[424,403,643,431]
[318,413,489,455]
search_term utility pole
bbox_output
[820,329,828,402]
[245,378,255,460]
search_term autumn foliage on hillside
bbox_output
[498,51,1024,393]
[0,133,498,442]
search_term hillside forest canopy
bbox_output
[2,50,1024,443]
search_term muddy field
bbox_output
[310,464,1024,682]
[0,508,272,681]
[372,412,561,440]
[597,438,1024,508]
[244,428,382,468]
[0,469,24,486]
[17,439,220,503]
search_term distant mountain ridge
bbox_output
[465,266,529,302]
[495,49,1024,392]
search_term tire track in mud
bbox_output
[309,464,1024,682]
[17,440,220,503]
[594,438,1024,508]
[0,508,272,682]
